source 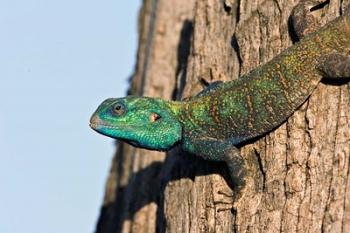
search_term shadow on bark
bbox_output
[95,149,232,233]
[172,20,193,100]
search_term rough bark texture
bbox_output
[95,0,350,232]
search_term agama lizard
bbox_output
[90,4,350,192]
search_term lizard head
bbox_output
[90,96,182,151]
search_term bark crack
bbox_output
[236,0,240,23]
[340,85,350,233]
[140,0,159,95]
[341,151,350,233]
[231,34,242,76]
[254,148,266,191]
[321,88,342,232]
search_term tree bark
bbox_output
[95,0,350,232]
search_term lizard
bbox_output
[90,2,350,193]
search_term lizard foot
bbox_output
[214,190,235,212]
[290,0,328,40]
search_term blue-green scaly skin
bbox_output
[90,13,350,191]
[90,97,182,150]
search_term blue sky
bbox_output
[0,1,141,232]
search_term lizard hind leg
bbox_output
[291,1,350,79]
[317,53,350,78]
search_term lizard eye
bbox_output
[113,103,126,116]
[149,112,161,122]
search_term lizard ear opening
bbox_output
[149,112,162,122]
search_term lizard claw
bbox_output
[213,190,235,212]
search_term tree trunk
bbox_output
[95,0,350,232]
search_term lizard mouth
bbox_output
[90,121,141,145]
[89,114,118,130]
[89,116,135,138]
[89,121,122,139]
[89,122,120,130]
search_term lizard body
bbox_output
[90,9,350,191]
[179,14,350,145]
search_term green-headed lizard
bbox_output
[90,4,350,193]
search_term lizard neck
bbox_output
[165,100,185,118]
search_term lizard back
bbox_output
[179,13,350,145]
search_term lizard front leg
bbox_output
[182,136,247,194]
